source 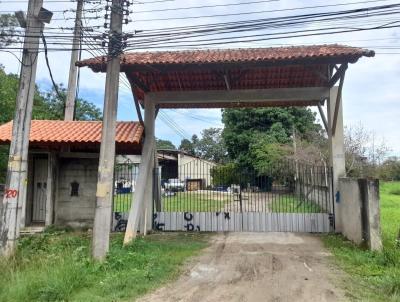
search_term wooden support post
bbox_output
[327,86,346,232]
[124,96,155,244]
[317,103,329,133]
[0,0,44,256]
[64,0,83,121]
[328,63,348,87]
[332,73,345,136]
[92,0,123,260]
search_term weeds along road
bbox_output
[138,232,346,302]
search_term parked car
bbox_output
[164,178,185,192]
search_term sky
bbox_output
[0,0,399,156]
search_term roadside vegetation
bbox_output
[324,181,400,301]
[0,230,209,302]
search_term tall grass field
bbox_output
[324,181,400,301]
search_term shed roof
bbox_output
[0,120,143,154]
[77,45,374,108]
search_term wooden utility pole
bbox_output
[64,0,84,121]
[0,0,45,256]
[92,0,123,260]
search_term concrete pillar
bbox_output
[124,96,155,243]
[364,179,382,251]
[143,99,155,234]
[45,152,56,226]
[327,86,346,231]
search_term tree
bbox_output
[179,137,196,156]
[0,67,102,182]
[156,138,176,150]
[379,157,400,181]
[41,85,102,121]
[344,123,390,177]
[196,128,227,163]
[222,107,321,169]
[0,14,19,47]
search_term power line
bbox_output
[132,0,396,22]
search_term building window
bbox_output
[70,181,79,197]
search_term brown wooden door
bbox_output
[32,158,48,223]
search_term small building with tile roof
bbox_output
[0,120,143,229]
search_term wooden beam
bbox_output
[332,73,345,136]
[126,73,150,93]
[148,87,329,105]
[223,74,231,90]
[134,96,144,126]
[317,103,329,133]
[125,73,144,125]
[328,63,348,87]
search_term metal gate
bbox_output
[153,159,335,233]
[111,159,138,232]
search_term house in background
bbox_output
[0,120,143,229]
[157,149,217,191]
[117,150,217,191]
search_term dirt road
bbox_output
[138,232,346,302]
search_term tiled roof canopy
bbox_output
[0,120,143,154]
[77,45,374,108]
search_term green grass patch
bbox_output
[269,195,323,213]
[0,230,209,302]
[323,181,400,301]
[162,192,227,212]
[113,193,133,212]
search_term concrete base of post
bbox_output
[337,177,382,251]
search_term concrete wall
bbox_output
[338,178,382,250]
[55,157,99,228]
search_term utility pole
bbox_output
[0,0,48,256]
[92,0,124,260]
[64,0,84,121]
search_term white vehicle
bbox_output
[164,178,185,191]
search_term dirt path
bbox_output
[138,233,346,302]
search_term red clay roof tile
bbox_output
[0,120,143,145]
[77,45,374,69]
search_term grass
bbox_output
[323,181,400,301]
[113,193,133,212]
[0,229,209,302]
[113,192,228,213]
[269,195,323,213]
[162,192,228,212]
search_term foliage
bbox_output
[344,123,390,177]
[41,85,102,121]
[0,67,102,182]
[222,107,321,170]
[156,138,176,150]
[179,129,227,163]
[249,131,291,174]
[379,157,400,181]
[0,231,209,302]
[0,14,19,47]
[210,163,240,186]
[323,181,400,301]
[179,137,196,156]
[195,128,227,163]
